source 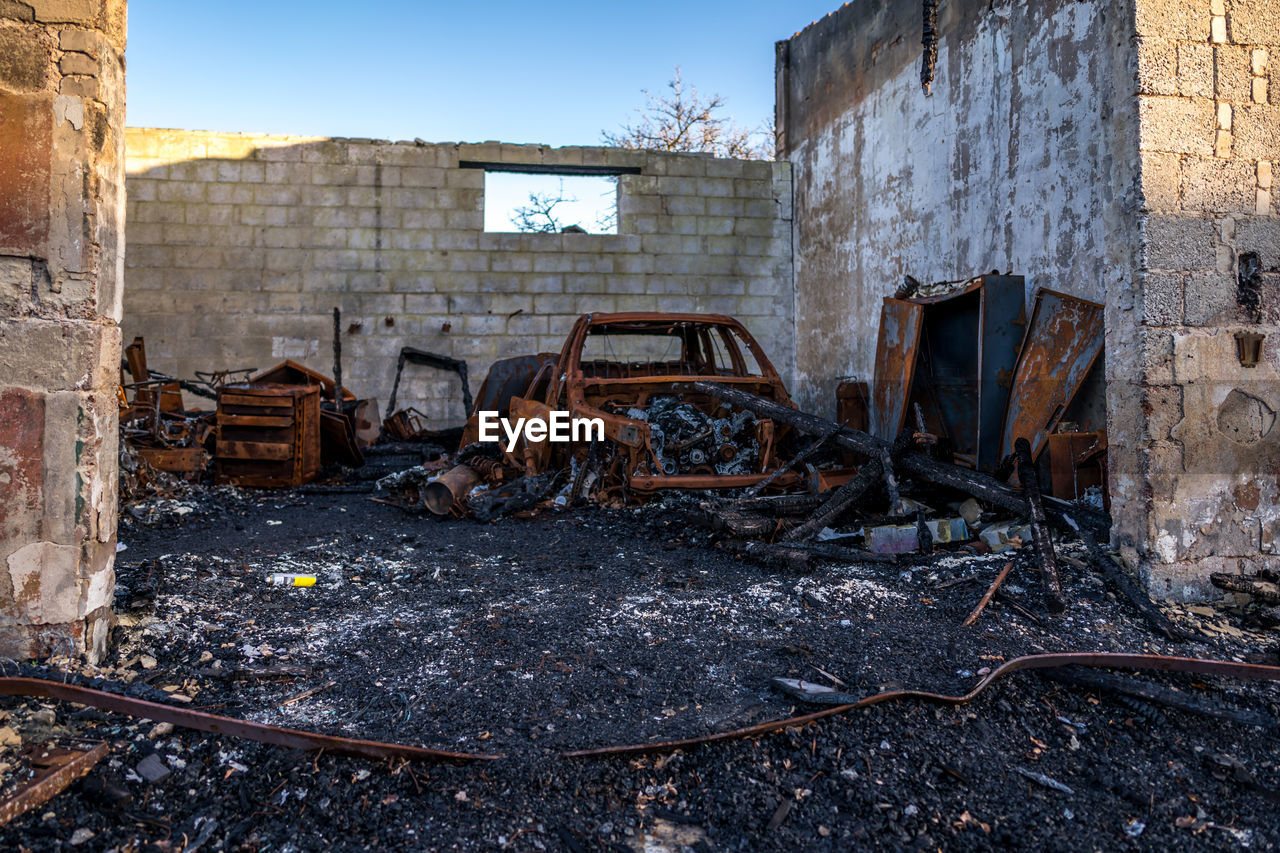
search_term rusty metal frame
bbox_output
[0,742,109,826]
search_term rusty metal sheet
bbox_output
[869,299,923,442]
[1000,290,1104,461]
[137,447,208,474]
[214,384,322,487]
[1047,430,1107,503]
[252,360,355,402]
[0,742,109,827]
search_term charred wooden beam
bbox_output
[1210,573,1280,605]
[1041,667,1278,728]
[780,458,884,543]
[703,508,778,538]
[783,541,900,565]
[724,492,829,517]
[1014,438,1065,613]
[881,447,904,516]
[692,382,1109,537]
[1078,528,1187,641]
[718,539,814,572]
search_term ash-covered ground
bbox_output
[2,487,1280,851]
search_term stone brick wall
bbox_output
[0,0,127,661]
[122,131,794,425]
[1132,0,1280,599]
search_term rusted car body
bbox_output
[459,312,803,501]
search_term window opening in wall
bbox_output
[483,171,619,235]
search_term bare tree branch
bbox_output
[602,67,770,160]
[511,182,576,233]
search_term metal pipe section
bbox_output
[423,464,481,515]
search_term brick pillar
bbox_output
[1126,0,1280,600]
[0,0,126,661]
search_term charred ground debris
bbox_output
[3,0,1280,849]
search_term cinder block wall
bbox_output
[123,132,794,425]
[1131,0,1280,599]
[0,0,127,661]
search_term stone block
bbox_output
[57,52,96,77]
[1172,43,1213,99]
[0,319,114,392]
[1141,271,1184,325]
[1236,217,1280,261]
[1216,46,1253,104]
[57,75,96,98]
[1141,214,1218,270]
[0,387,44,544]
[0,92,53,257]
[1183,272,1238,325]
[0,27,49,92]
[1225,0,1280,45]
[28,0,98,24]
[58,29,98,54]
[1139,97,1216,157]
[1233,105,1280,159]
[1179,155,1258,213]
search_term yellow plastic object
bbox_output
[268,573,317,587]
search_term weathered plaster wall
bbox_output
[779,0,1137,414]
[123,132,794,424]
[1133,0,1280,599]
[0,0,126,660]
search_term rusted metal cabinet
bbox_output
[870,275,1025,470]
[214,384,321,487]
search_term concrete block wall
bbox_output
[0,0,127,661]
[1132,0,1280,599]
[122,131,794,425]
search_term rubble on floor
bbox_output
[3,491,1279,850]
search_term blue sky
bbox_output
[125,1,841,147]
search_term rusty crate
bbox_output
[214,384,321,487]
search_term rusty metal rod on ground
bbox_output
[561,652,1280,758]
[0,678,500,764]
[962,561,1015,627]
[691,382,1109,537]
[1014,438,1065,613]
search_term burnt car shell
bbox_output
[467,312,802,494]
